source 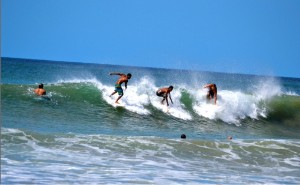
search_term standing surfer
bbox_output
[109,72,132,104]
[156,86,174,106]
[203,83,217,105]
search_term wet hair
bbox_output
[213,84,217,90]
[127,73,132,77]
[169,86,173,89]
[181,134,186,139]
[38,83,44,88]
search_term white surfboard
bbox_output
[114,102,125,108]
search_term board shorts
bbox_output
[209,90,215,98]
[114,84,123,95]
[156,90,167,98]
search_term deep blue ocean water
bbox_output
[1,57,300,184]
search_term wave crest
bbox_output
[3,76,299,125]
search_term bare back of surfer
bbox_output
[156,86,174,106]
[109,72,132,104]
[34,83,46,96]
[203,83,217,105]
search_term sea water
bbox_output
[1,58,300,184]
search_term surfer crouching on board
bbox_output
[156,86,174,106]
[109,72,132,104]
[34,83,46,96]
[203,83,217,105]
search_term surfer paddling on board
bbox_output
[34,83,46,96]
[203,83,217,105]
[156,86,174,106]
[109,72,132,104]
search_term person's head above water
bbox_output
[169,86,173,90]
[38,83,44,89]
[181,134,186,139]
[127,73,132,79]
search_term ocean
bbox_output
[1,57,300,184]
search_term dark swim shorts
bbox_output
[156,90,167,98]
[115,84,123,95]
[209,90,215,98]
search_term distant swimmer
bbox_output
[156,86,174,106]
[34,83,46,96]
[109,72,132,104]
[203,83,217,105]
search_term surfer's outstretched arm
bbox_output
[203,84,214,88]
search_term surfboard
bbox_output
[114,103,125,107]
[35,95,51,101]
[152,101,171,114]
[41,95,51,101]
[164,106,169,113]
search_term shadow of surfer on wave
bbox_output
[109,72,132,104]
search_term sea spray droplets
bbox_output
[98,76,192,119]
[192,90,268,125]
[27,76,281,123]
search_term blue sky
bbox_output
[2,0,300,78]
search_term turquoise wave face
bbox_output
[266,95,300,126]
[2,58,300,139]
[2,81,300,139]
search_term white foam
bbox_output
[1,128,23,134]
[49,76,193,119]
[54,77,99,84]
[99,76,192,119]
[48,75,285,123]
[284,91,299,96]
[134,79,191,120]
[192,89,266,124]
[3,132,300,184]
[253,78,282,100]
[284,156,300,167]
[96,77,150,115]
[191,78,283,124]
